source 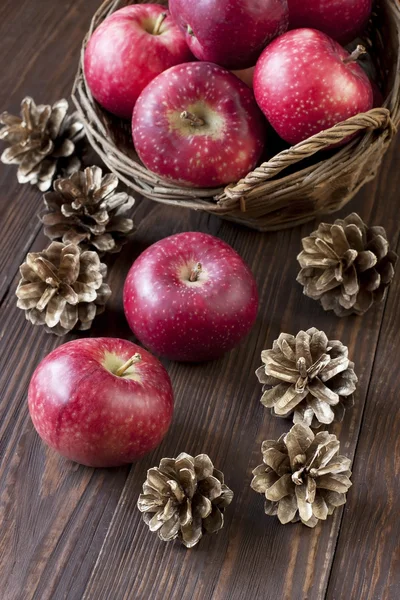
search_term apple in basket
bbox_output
[169,0,289,70]
[254,29,373,145]
[84,4,193,120]
[288,0,372,45]
[132,62,266,188]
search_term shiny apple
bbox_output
[288,0,372,45]
[254,29,373,145]
[123,232,259,362]
[84,4,193,119]
[28,338,174,467]
[132,62,266,188]
[169,0,289,69]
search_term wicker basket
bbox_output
[72,0,400,231]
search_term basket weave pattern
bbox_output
[72,0,400,231]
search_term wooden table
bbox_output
[1,2,399,599]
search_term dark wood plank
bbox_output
[0,0,100,303]
[81,142,400,600]
[326,220,400,599]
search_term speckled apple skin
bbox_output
[254,29,373,145]
[123,232,259,362]
[288,0,372,45]
[28,338,174,468]
[84,4,193,120]
[169,0,289,70]
[132,62,266,188]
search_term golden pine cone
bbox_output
[16,241,111,335]
[297,213,397,316]
[41,166,135,255]
[0,97,84,192]
[251,423,352,527]
[256,328,357,428]
[138,453,234,548]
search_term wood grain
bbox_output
[326,242,400,599]
[0,1,399,599]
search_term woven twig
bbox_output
[72,0,400,231]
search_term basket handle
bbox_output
[222,108,395,202]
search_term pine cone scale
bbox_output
[275,386,307,415]
[331,224,351,254]
[320,356,349,381]
[277,494,298,524]
[59,304,79,331]
[265,473,292,502]
[36,286,58,312]
[308,379,339,405]
[45,296,67,327]
[179,498,193,525]
[181,517,203,548]
[251,470,279,493]
[159,515,181,541]
[316,473,351,493]
[262,447,291,475]
[203,506,224,534]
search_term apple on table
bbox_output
[84,4,193,119]
[28,338,174,467]
[124,232,259,363]
[254,29,373,145]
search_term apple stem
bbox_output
[343,44,367,65]
[180,111,205,128]
[115,353,142,377]
[153,12,167,35]
[189,263,202,282]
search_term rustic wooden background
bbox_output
[1,1,399,599]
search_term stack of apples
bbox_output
[85,0,375,189]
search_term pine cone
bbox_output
[256,328,357,428]
[138,453,234,548]
[251,423,352,528]
[41,166,135,255]
[0,97,84,192]
[16,242,111,335]
[297,213,398,316]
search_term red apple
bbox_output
[123,232,259,362]
[254,29,373,145]
[132,62,266,188]
[288,0,372,45]
[28,338,174,467]
[169,0,289,70]
[84,4,193,120]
